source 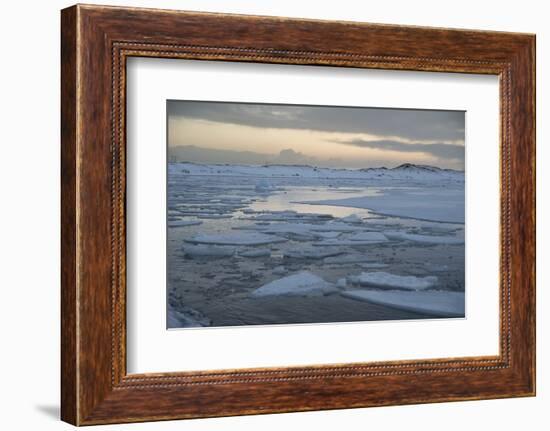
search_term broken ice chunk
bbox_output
[251,271,337,297]
[347,271,438,290]
[239,248,271,258]
[168,219,203,228]
[341,290,464,317]
[283,248,344,259]
[187,232,287,246]
[323,254,374,265]
[340,214,363,223]
[384,231,464,245]
[167,306,212,327]
[336,278,347,288]
[255,179,273,193]
[183,244,236,258]
[272,266,287,276]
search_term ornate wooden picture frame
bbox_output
[61,4,535,425]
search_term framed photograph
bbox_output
[61,4,536,425]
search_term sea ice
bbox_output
[384,231,464,245]
[313,231,342,239]
[324,254,374,265]
[283,248,345,259]
[340,214,363,223]
[183,244,236,258]
[167,306,212,327]
[360,263,390,269]
[239,248,271,258]
[272,266,287,275]
[251,271,337,297]
[336,278,348,288]
[310,222,363,232]
[187,232,287,246]
[255,179,273,193]
[347,271,438,290]
[168,220,203,227]
[341,290,464,317]
[302,187,464,224]
[196,214,233,219]
[312,239,387,246]
[348,232,389,242]
[424,263,450,272]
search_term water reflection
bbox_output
[249,186,380,218]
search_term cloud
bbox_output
[274,148,311,164]
[169,146,319,166]
[336,138,464,164]
[167,101,465,142]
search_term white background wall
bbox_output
[0,0,546,429]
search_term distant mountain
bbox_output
[361,163,463,174]
[168,145,463,172]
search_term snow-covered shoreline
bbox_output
[170,161,465,182]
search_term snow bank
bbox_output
[341,290,464,317]
[348,271,438,290]
[171,162,464,182]
[187,232,287,246]
[251,271,337,297]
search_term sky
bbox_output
[167,100,465,170]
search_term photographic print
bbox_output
[166,101,465,328]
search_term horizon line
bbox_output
[168,160,465,173]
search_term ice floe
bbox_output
[272,266,288,275]
[312,239,388,246]
[340,214,363,223]
[336,278,348,288]
[168,220,203,228]
[196,214,233,219]
[341,290,464,317]
[384,231,464,245]
[347,271,438,290]
[167,306,212,327]
[251,271,337,297]
[187,232,287,246]
[255,179,274,193]
[360,263,390,269]
[313,231,342,239]
[283,248,344,259]
[348,231,389,242]
[239,248,271,258]
[184,244,236,258]
[302,187,464,224]
[324,254,375,265]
